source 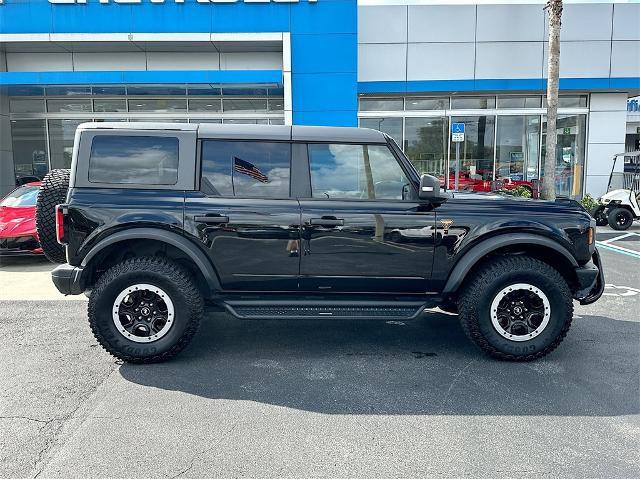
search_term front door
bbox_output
[184,139,300,291]
[299,142,436,293]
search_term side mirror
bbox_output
[419,174,447,204]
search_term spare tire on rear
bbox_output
[36,169,70,263]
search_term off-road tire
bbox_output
[88,257,203,363]
[35,169,70,263]
[607,207,634,231]
[590,205,608,226]
[458,256,573,361]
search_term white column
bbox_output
[282,32,292,126]
[585,93,628,198]
[0,51,15,196]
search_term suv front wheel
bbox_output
[88,257,203,363]
[458,256,573,361]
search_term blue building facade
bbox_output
[1,0,639,197]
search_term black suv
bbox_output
[38,122,604,363]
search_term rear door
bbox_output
[298,141,437,293]
[184,138,301,291]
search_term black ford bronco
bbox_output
[37,122,604,363]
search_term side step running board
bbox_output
[223,300,427,320]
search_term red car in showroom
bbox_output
[0,182,43,256]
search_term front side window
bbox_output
[200,141,291,198]
[89,135,179,185]
[308,144,411,200]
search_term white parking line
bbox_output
[599,232,640,244]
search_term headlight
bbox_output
[603,198,610,204]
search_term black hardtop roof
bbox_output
[77,122,388,144]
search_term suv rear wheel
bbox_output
[458,256,573,361]
[88,257,203,363]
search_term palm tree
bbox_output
[541,0,563,200]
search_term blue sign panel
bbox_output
[452,123,465,134]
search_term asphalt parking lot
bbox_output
[1,227,639,479]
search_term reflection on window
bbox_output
[451,97,496,109]
[448,116,496,190]
[49,119,84,170]
[10,120,49,181]
[94,99,127,113]
[359,117,403,146]
[541,115,586,198]
[497,96,542,109]
[89,136,179,185]
[359,98,403,112]
[201,141,290,198]
[128,99,187,112]
[47,99,92,113]
[308,144,410,200]
[188,98,222,113]
[543,96,588,108]
[222,98,268,113]
[405,117,448,177]
[9,98,45,113]
[406,97,449,110]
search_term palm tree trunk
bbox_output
[541,0,563,201]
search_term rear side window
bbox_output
[89,135,179,185]
[200,140,291,198]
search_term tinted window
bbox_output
[201,141,290,198]
[1,185,39,207]
[308,144,410,200]
[89,136,179,185]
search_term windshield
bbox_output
[0,185,39,207]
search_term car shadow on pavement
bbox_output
[119,311,640,416]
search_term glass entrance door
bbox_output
[448,116,496,191]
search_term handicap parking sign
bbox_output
[452,123,465,134]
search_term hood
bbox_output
[0,206,37,239]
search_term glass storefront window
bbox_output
[405,97,449,110]
[359,117,403,146]
[359,98,403,112]
[497,96,542,109]
[94,99,127,113]
[404,117,448,178]
[92,86,126,96]
[10,120,49,181]
[223,119,270,125]
[449,116,496,190]
[541,114,587,198]
[496,116,541,183]
[47,99,92,113]
[10,98,46,114]
[268,97,285,112]
[128,99,187,112]
[451,97,496,110]
[48,119,84,170]
[188,98,222,113]
[543,95,588,108]
[222,98,268,113]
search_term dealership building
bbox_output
[0,0,639,197]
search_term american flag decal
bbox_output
[233,157,269,183]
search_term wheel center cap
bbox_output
[513,306,523,315]
[140,307,151,316]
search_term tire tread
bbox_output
[88,256,203,364]
[458,256,574,361]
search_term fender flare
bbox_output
[81,228,220,293]
[442,233,578,295]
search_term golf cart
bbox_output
[592,151,640,230]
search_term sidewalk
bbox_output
[0,257,86,301]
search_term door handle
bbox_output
[194,215,229,224]
[310,217,344,227]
